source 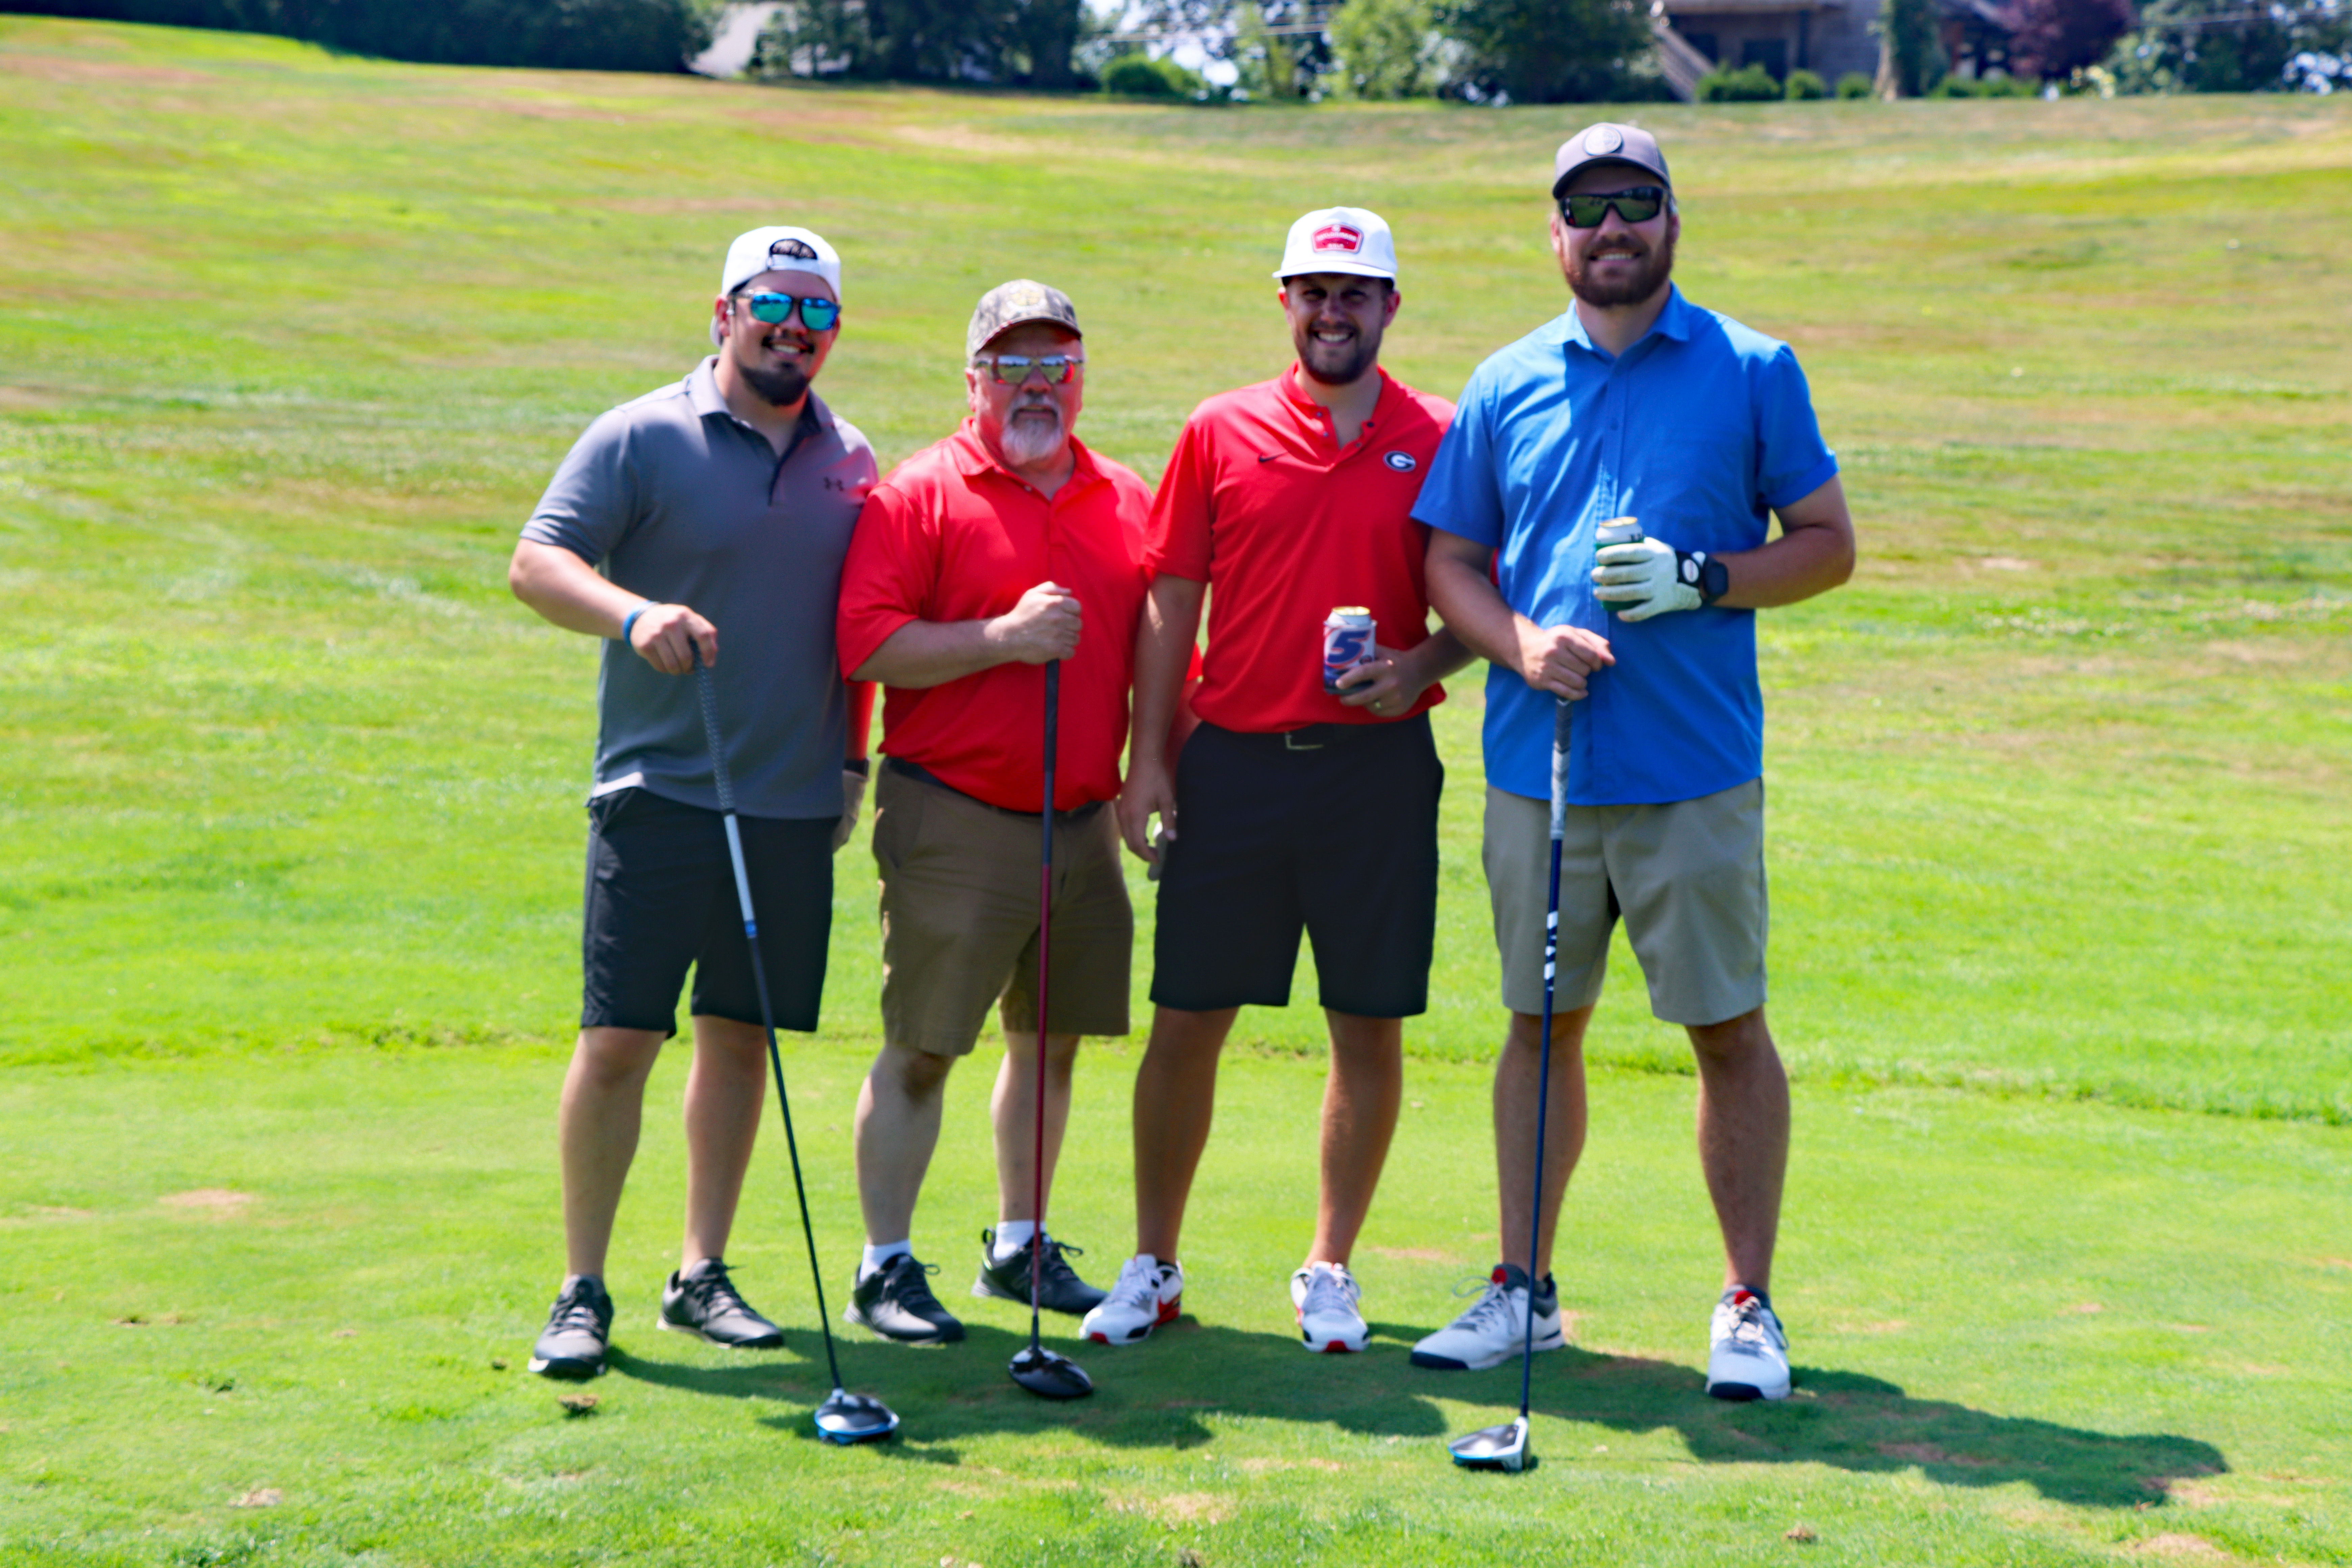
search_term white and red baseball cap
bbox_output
[713,226,841,345]
[1272,207,1397,283]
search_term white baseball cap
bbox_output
[1272,206,1397,283]
[712,226,841,345]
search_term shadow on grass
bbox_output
[1517,1346,2226,1509]
[610,1319,2224,1507]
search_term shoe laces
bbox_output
[681,1260,754,1318]
[1719,1293,1783,1350]
[1105,1255,1169,1308]
[884,1254,946,1305]
[1448,1274,1525,1333]
[1032,1236,1087,1278]
[549,1280,606,1332]
[1299,1265,1359,1317]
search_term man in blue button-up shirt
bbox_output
[1412,124,1855,1402]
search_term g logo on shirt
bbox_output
[1383,451,1418,473]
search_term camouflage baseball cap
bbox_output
[966,279,1082,361]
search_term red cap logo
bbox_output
[1312,224,1364,254]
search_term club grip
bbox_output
[692,654,736,816]
[1043,660,1060,777]
[1549,699,1570,839]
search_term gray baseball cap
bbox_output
[1552,123,1672,196]
[966,280,1082,361]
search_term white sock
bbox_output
[859,1240,911,1280]
[991,1221,1039,1263]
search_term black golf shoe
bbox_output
[529,1274,614,1380]
[658,1257,785,1349]
[844,1253,965,1343]
[971,1229,1109,1316]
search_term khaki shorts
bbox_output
[1484,779,1767,1028]
[874,764,1133,1056]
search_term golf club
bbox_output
[1450,517,1641,1474]
[1008,658,1094,1401]
[691,652,899,1446]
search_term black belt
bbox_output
[884,756,1107,821]
[1203,714,1429,754]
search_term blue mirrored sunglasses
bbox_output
[741,292,841,331]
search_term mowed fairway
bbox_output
[2,15,2348,1565]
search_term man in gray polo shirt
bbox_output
[508,225,879,1380]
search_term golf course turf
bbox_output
[1,17,2347,1565]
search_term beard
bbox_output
[999,402,1067,467]
[739,358,811,409]
[1567,227,1676,309]
[1294,321,1382,386]
[733,327,815,408]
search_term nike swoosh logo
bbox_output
[1257,453,1280,463]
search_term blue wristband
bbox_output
[620,602,654,646]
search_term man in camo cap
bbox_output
[831,280,1155,1343]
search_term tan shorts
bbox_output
[873,764,1133,1056]
[1484,779,1767,1028]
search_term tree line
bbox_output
[16,0,2343,96]
[757,0,2344,100]
[12,0,708,71]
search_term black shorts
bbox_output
[581,787,834,1037]
[1150,716,1442,1019]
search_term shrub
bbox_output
[1696,62,1782,99]
[1836,69,1876,95]
[1784,67,1827,97]
[1101,52,1201,96]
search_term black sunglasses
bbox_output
[1557,186,1668,228]
[738,292,842,332]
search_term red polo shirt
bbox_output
[1145,366,1454,735]
[837,422,1153,813]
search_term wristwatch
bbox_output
[1698,556,1730,605]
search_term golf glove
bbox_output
[833,766,868,852]
[1593,536,1723,622]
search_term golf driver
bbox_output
[1449,517,1640,1474]
[691,652,898,1446]
[1007,659,1093,1401]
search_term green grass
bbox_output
[1,16,2348,1565]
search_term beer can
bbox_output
[1596,517,1645,621]
[1322,608,1376,694]
[1596,517,1644,550]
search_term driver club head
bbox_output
[812,1388,899,1445]
[1448,1416,1533,1473]
[1008,1345,1094,1401]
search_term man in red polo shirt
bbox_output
[1081,209,1469,1355]
[835,281,1153,1345]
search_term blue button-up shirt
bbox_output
[1414,288,1838,806]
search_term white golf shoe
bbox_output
[1291,1261,1369,1353]
[1080,1254,1183,1345]
[1705,1286,1790,1401]
[1410,1265,1563,1370]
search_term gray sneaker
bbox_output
[845,1253,965,1344]
[529,1275,614,1380]
[972,1229,1109,1316]
[658,1257,785,1349]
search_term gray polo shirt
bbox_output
[522,357,878,820]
